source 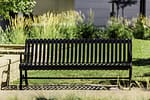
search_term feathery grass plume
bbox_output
[4,10,84,43]
[30,10,83,39]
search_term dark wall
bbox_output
[75,0,142,26]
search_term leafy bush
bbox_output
[76,23,107,38]
[105,17,133,39]
[0,0,36,19]
[76,9,108,39]
[76,23,96,38]
[132,17,145,39]
[132,17,150,40]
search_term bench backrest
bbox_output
[24,39,132,65]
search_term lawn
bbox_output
[14,39,150,87]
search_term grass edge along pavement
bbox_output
[12,39,150,88]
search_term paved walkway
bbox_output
[0,89,149,100]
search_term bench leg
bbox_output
[25,70,28,86]
[129,68,132,90]
[19,69,23,90]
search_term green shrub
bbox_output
[76,23,96,38]
[105,17,133,39]
[132,17,150,40]
[0,27,10,44]
[76,23,108,38]
[132,17,145,39]
[144,17,150,40]
[144,28,150,40]
[0,0,36,19]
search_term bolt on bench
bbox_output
[19,39,132,90]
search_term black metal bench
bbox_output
[19,39,132,90]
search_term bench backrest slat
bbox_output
[107,40,110,63]
[115,40,118,63]
[86,40,89,63]
[99,40,102,63]
[128,39,132,63]
[34,40,38,65]
[38,40,42,65]
[62,40,65,63]
[111,41,113,63]
[54,40,58,64]
[42,39,46,65]
[58,39,61,64]
[46,40,50,65]
[30,40,34,64]
[94,39,97,63]
[123,40,126,62]
[103,40,105,63]
[26,39,31,64]
[90,40,93,63]
[24,39,132,65]
[50,40,54,64]
[78,40,81,63]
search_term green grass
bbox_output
[132,39,150,83]
[13,39,150,86]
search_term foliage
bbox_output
[76,9,107,39]
[105,17,133,39]
[0,27,10,43]
[105,16,150,39]
[28,11,83,39]
[132,16,150,39]
[0,0,36,19]
[132,17,145,39]
[1,10,150,44]
[76,23,96,38]
[0,11,84,44]
[76,23,107,38]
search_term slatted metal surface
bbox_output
[19,38,132,90]
[21,39,132,69]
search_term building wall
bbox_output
[146,0,150,16]
[33,0,74,15]
[75,0,110,26]
[75,0,141,26]
[33,0,150,25]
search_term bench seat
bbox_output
[20,63,131,70]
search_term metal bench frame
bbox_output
[19,39,132,90]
